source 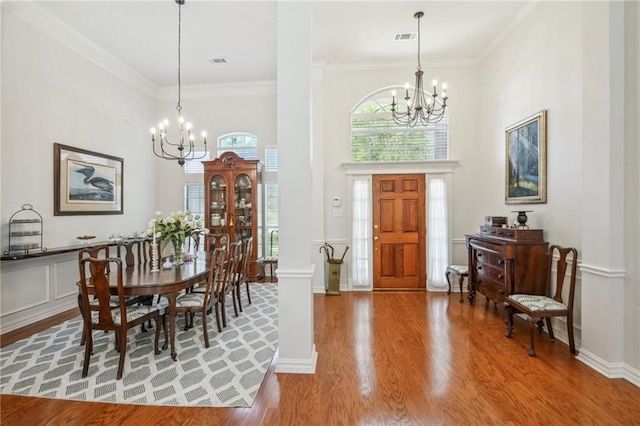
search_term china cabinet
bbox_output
[203,151,263,281]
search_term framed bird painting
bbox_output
[54,143,123,215]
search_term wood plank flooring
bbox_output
[2,291,639,425]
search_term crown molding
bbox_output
[325,59,477,73]
[159,80,277,100]
[2,1,158,97]
[477,0,542,64]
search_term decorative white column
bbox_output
[578,0,627,377]
[275,1,317,374]
[311,62,327,293]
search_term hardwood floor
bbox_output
[2,291,639,425]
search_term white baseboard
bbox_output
[0,300,77,334]
[275,345,318,374]
[577,348,640,387]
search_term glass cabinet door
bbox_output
[234,174,253,240]
[209,174,228,230]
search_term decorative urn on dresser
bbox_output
[465,225,548,305]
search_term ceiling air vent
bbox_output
[209,58,227,64]
[394,32,417,41]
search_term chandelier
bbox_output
[150,0,207,167]
[391,11,448,127]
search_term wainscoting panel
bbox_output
[0,265,50,316]
[54,259,80,300]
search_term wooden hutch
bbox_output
[203,152,263,281]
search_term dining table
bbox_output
[78,253,210,361]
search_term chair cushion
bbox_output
[447,265,468,275]
[176,293,206,308]
[508,294,567,312]
[111,305,160,325]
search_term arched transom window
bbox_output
[350,88,448,162]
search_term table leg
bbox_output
[166,293,178,361]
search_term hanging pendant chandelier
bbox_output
[150,0,207,167]
[391,11,449,127]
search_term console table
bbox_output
[465,226,548,305]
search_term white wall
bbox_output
[322,63,479,272]
[477,0,639,381]
[1,7,157,331]
[154,84,277,218]
[623,0,640,377]
[1,8,158,247]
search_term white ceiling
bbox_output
[29,0,534,88]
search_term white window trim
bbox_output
[344,164,456,292]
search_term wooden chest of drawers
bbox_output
[465,226,549,305]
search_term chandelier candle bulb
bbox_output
[392,11,449,127]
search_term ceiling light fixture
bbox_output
[150,0,207,167]
[391,11,448,127]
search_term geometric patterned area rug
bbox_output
[0,283,278,407]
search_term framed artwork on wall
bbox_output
[54,143,124,215]
[505,110,547,204]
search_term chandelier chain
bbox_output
[416,13,421,71]
[150,0,208,167]
[176,3,182,113]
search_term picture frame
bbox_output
[505,110,547,204]
[54,143,124,215]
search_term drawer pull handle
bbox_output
[477,266,482,270]
[497,274,503,279]
[477,253,483,257]
[497,259,504,265]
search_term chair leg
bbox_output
[116,330,127,380]
[245,281,252,305]
[445,271,452,294]
[567,314,576,354]
[214,302,222,332]
[78,294,86,346]
[545,317,555,340]
[231,286,239,317]
[535,319,545,334]
[153,317,162,355]
[504,305,514,338]
[82,328,93,378]
[221,294,227,328]
[237,282,244,313]
[203,312,210,348]
[527,318,537,357]
[457,276,464,303]
[161,314,168,350]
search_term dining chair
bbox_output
[237,236,253,311]
[220,240,242,327]
[175,247,228,345]
[503,244,578,356]
[79,256,166,379]
[78,245,149,346]
[117,239,158,328]
[208,232,230,252]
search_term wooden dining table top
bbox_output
[78,254,211,296]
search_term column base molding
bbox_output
[275,344,318,374]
